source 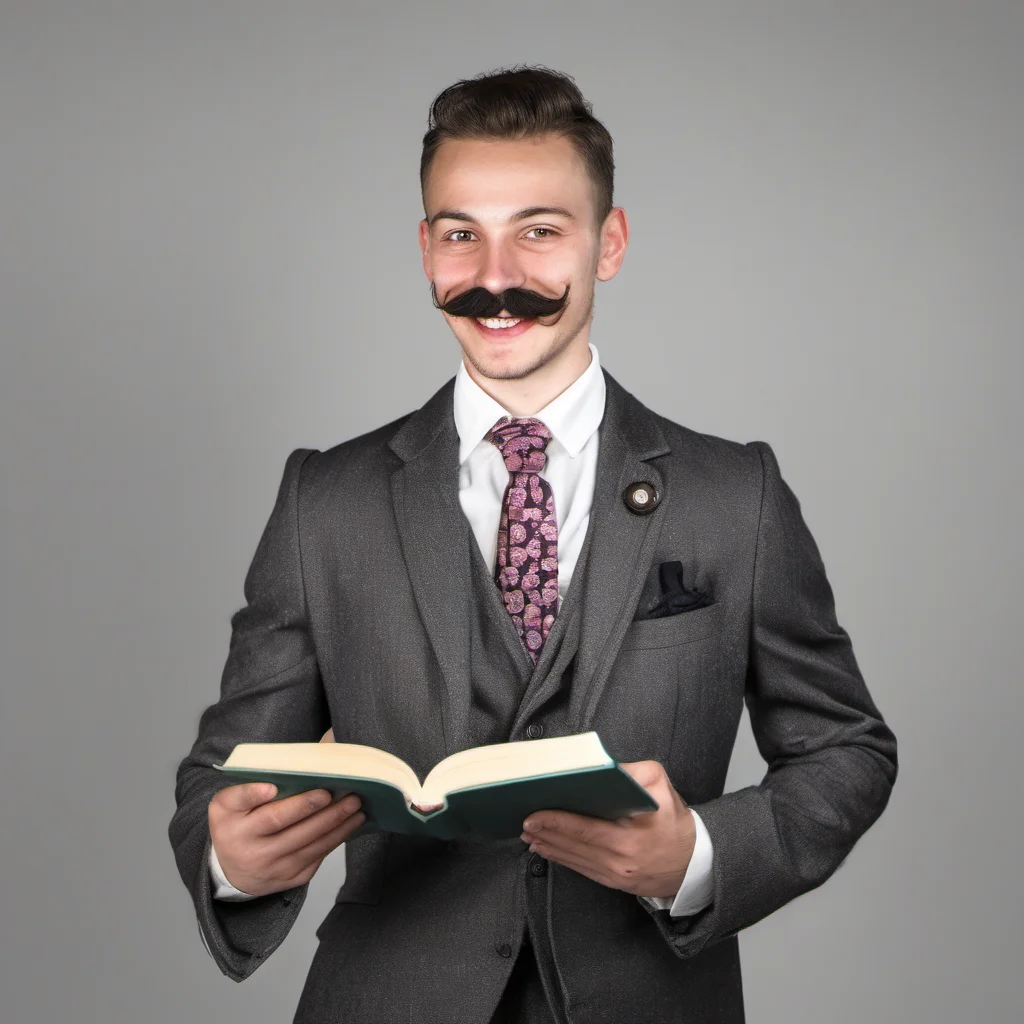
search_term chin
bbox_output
[477,361,541,382]
[461,337,554,381]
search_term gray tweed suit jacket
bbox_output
[168,367,898,1024]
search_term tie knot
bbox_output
[485,416,553,473]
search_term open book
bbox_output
[212,731,658,839]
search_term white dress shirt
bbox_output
[211,342,714,917]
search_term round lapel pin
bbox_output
[623,481,660,514]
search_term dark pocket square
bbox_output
[635,560,715,620]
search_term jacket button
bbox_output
[530,857,547,877]
[526,723,544,739]
[495,942,513,958]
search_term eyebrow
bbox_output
[428,206,577,228]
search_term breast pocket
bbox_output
[619,599,729,651]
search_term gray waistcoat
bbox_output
[464,509,595,1023]
[465,516,581,749]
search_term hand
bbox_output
[207,726,362,897]
[520,760,696,899]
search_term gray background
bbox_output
[1,2,1020,1021]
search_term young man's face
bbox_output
[419,133,627,384]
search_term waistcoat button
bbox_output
[526,722,545,739]
[530,857,548,877]
[495,942,513,958]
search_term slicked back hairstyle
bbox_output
[420,65,615,230]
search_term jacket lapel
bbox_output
[567,369,671,733]
[387,376,475,759]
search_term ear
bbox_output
[419,219,431,282]
[596,207,629,283]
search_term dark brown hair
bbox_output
[420,65,615,229]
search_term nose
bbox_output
[475,237,526,301]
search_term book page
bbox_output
[420,732,611,805]
[222,742,424,801]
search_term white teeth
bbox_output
[477,317,522,329]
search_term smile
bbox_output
[471,316,537,339]
[477,317,522,329]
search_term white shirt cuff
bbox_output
[209,840,260,901]
[640,807,714,917]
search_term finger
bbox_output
[524,809,623,848]
[531,826,645,884]
[320,728,335,743]
[289,851,332,889]
[533,834,649,894]
[531,843,618,890]
[248,787,346,837]
[292,809,367,865]
[260,793,363,854]
[525,819,636,866]
[214,782,279,813]
[527,828,605,868]
[271,809,367,883]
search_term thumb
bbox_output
[320,727,335,743]
[619,759,665,791]
[217,781,278,812]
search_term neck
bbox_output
[463,339,593,417]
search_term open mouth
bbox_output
[476,317,522,329]
[472,315,537,338]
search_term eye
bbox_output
[440,227,558,243]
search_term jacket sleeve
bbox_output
[640,439,898,959]
[168,447,331,982]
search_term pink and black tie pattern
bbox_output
[485,416,560,664]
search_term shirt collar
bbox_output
[453,342,606,465]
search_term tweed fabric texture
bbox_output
[486,416,560,664]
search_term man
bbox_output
[169,66,898,1024]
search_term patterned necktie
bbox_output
[485,416,560,664]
